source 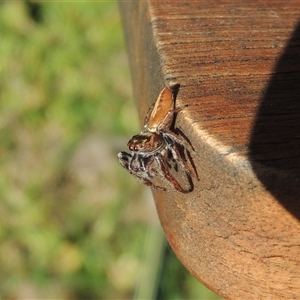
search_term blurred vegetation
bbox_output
[0,1,219,299]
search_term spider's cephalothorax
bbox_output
[118,86,198,193]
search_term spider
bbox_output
[118,86,198,193]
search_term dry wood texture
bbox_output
[119,1,300,299]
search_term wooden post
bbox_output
[119,1,300,299]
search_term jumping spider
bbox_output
[118,86,198,193]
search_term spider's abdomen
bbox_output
[147,87,174,131]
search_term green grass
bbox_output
[0,2,219,299]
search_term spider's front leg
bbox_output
[154,152,193,193]
[164,130,195,151]
[118,152,167,191]
[118,151,132,170]
[164,134,199,180]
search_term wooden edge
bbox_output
[119,1,300,299]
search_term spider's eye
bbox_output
[128,135,146,151]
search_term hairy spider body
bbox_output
[118,86,198,193]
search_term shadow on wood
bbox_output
[249,21,300,220]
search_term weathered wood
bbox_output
[119,1,300,299]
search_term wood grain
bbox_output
[119,1,300,299]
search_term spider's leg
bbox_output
[118,151,132,169]
[135,174,167,191]
[184,147,199,180]
[154,153,193,193]
[167,142,199,180]
[164,130,195,151]
[120,152,168,191]
[137,154,149,172]
[163,133,198,179]
[137,155,170,190]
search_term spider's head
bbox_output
[128,132,164,153]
